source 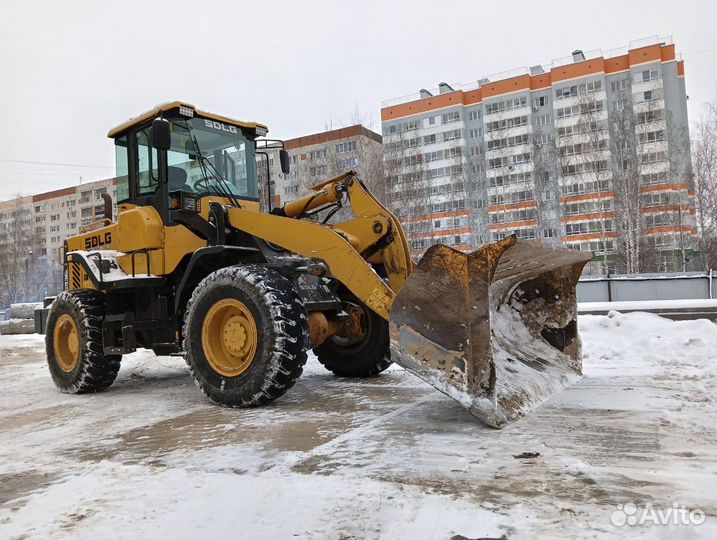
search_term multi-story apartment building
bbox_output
[264,125,383,209]
[380,37,697,273]
[30,178,118,259]
[0,178,118,300]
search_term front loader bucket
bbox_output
[389,236,592,428]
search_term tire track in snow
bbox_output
[267,393,442,474]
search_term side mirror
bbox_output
[100,193,113,222]
[279,149,290,174]
[151,118,171,151]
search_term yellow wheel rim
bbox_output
[201,298,258,377]
[54,314,80,372]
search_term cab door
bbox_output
[129,126,169,223]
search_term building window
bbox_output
[636,109,664,124]
[486,115,528,133]
[339,158,358,169]
[534,114,550,126]
[535,133,550,146]
[611,100,628,112]
[641,151,666,164]
[610,79,628,92]
[485,96,527,115]
[511,153,531,165]
[634,89,662,104]
[634,69,659,83]
[468,129,480,139]
[555,80,602,100]
[468,110,480,121]
[638,130,665,144]
[533,96,547,108]
[335,141,357,153]
[556,100,604,119]
[423,134,437,145]
[441,111,461,124]
[487,133,530,151]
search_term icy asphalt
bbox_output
[0,311,715,540]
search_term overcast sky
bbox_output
[1,0,715,200]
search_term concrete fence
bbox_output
[577,271,716,303]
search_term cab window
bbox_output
[115,135,130,203]
[137,128,159,195]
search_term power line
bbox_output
[0,170,111,177]
[0,157,114,169]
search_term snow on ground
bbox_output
[579,298,717,311]
[0,312,715,540]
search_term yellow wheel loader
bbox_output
[45,102,591,427]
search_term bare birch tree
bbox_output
[0,197,35,306]
[459,141,489,247]
[383,130,433,257]
[609,87,645,273]
[663,107,695,271]
[531,131,559,242]
[556,90,613,274]
[692,96,717,271]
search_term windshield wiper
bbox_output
[174,120,243,208]
[189,134,241,208]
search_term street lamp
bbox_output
[25,250,33,301]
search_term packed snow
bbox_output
[0,312,715,540]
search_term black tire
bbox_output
[45,290,121,393]
[183,264,309,406]
[314,297,392,377]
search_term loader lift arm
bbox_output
[225,171,413,319]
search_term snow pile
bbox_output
[580,310,717,382]
[579,299,717,312]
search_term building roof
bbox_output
[284,125,382,150]
[381,38,683,122]
[0,195,32,211]
[32,186,76,203]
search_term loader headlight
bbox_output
[179,105,195,118]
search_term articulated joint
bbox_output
[295,261,328,277]
[308,310,363,348]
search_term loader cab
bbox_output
[109,102,267,222]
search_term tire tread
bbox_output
[45,290,121,393]
[183,264,309,406]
